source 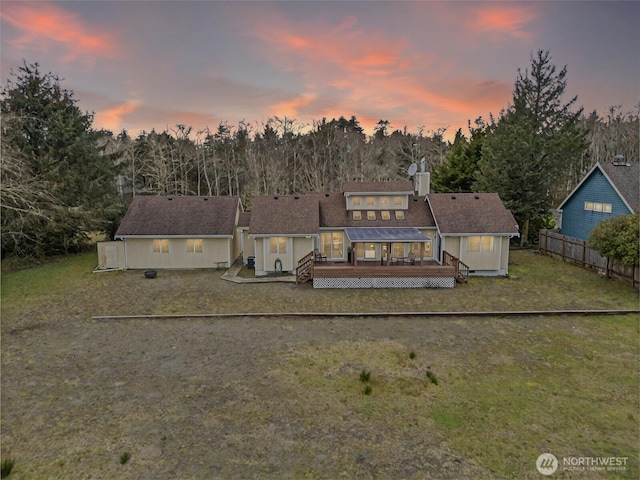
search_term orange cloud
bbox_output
[0,1,120,63]
[95,100,141,133]
[471,5,538,39]
[269,93,318,119]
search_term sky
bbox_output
[1,1,638,141]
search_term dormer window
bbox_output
[395,211,405,220]
[353,211,362,220]
[353,197,361,206]
[394,196,403,206]
[367,211,376,220]
[381,211,391,220]
[366,197,375,206]
[380,197,389,206]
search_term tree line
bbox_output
[1,52,638,258]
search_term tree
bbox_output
[476,50,587,245]
[588,214,639,271]
[1,61,118,257]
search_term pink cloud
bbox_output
[469,4,538,39]
[95,99,141,133]
[0,1,121,64]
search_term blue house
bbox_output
[557,161,639,240]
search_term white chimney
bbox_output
[414,158,429,196]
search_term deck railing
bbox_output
[443,251,470,283]
[296,251,315,284]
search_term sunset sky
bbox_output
[1,1,638,140]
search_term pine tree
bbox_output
[476,50,587,245]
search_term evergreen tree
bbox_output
[476,50,587,245]
[1,61,118,257]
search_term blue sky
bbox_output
[1,1,638,140]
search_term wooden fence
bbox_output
[538,229,639,289]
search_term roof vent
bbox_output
[451,195,456,200]
[203,197,209,201]
[612,154,629,166]
[294,195,300,200]
[274,196,279,199]
[413,197,418,201]
[325,193,330,197]
[474,195,480,199]
[167,197,173,201]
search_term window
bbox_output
[364,243,376,259]
[380,197,389,206]
[186,239,203,253]
[366,197,375,206]
[392,243,405,258]
[394,196,403,206]
[269,236,287,254]
[367,211,376,220]
[352,211,362,220]
[411,241,432,257]
[395,211,405,220]
[381,211,391,220]
[353,197,361,207]
[468,236,494,252]
[584,201,612,213]
[321,232,344,259]
[153,239,169,253]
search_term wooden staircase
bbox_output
[296,251,315,284]
[443,251,470,283]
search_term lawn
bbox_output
[1,249,638,479]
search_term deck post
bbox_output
[419,242,424,266]
[353,243,358,266]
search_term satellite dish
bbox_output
[408,163,418,177]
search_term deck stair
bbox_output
[443,251,470,283]
[296,251,315,284]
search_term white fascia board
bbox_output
[440,232,520,237]
[249,233,319,239]
[557,162,601,210]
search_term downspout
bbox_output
[123,240,128,270]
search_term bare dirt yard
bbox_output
[2,250,638,479]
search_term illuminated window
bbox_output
[367,211,376,220]
[321,232,344,259]
[603,203,612,213]
[380,197,389,206]
[364,243,376,259]
[392,243,404,258]
[411,241,432,257]
[593,202,603,212]
[584,201,594,211]
[353,197,361,207]
[394,196,403,206]
[468,236,494,253]
[353,211,362,220]
[381,211,391,220]
[153,239,169,253]
[186,239,203,253]
[269,237,287,254]
[366,197,375,206]
[395,211,405,220]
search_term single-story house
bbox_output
[105,195,242,269]
[557,160,639,240]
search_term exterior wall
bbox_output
[442,235,510,275]
[124,237,231,269]
[254,236,314,275]
[96,241,125,270]
[560,168,631,240]
[239,229,255,263]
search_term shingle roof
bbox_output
[115,195,239,237]
[599,162,639,212]
[343,181,415,193]
[427,193,520,235]
[237,212,251,228]
[249,195,320,235]
[315,192,436,228]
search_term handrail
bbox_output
[296,251,315,284]
[443,251,469,283]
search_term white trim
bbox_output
[115,234,233,239]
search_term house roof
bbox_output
[344,227,431,242]
[427,193,520,235]
[115,195,240,237]
[343,181,415,194]
[249,195,320,236]
[237,211,251,229]
[315,192,436,229]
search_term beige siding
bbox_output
[253,236,314,274]
[442,236,461,260]
[124,238,232,269]
[240,229,255,263]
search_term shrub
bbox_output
[426,370,439,385]
[363,385,372,395]
[1,457,15,477]
[120,452,131,465]
[359,369,371,383]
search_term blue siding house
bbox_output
[557,161,639,240]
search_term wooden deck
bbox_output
[313,263,456,278]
